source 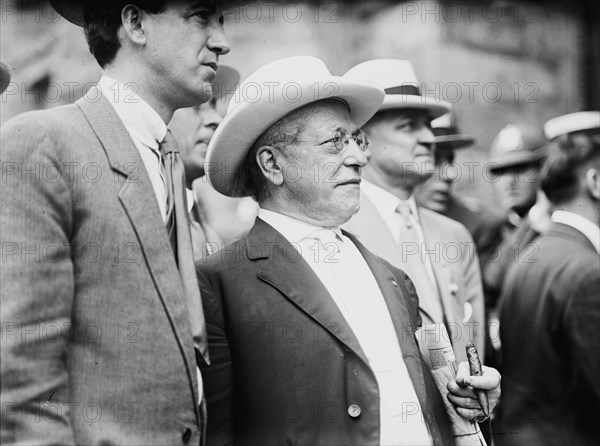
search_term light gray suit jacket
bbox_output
[0,94,201,445]
[344,192,486,362]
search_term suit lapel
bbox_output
[76,95,200,420]
[248,219,370,367]
[348,233,448,444]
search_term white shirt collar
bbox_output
[258,208,344,243]
[361,179,419,222]
[97,76,167,149]
[551,210,600,254]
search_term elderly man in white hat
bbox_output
[343,60,486,364]
[495,111,599,446]
[197,56,500,446]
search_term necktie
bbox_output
[160,130,209,365]
[395,203,444,323]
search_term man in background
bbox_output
[343,59,486,362]
[1,1,230,444]
[169,65,258,259]
[415,112,505,262]
[482,123,548,367]
[495,111,600,446]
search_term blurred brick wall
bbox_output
[0,1,586,204]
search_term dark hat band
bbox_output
[384,85,420,96]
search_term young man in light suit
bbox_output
[1,1,229,444]
[343,59,486,363]
[197,56,500,446]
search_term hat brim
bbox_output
[206,77,385,197]
[434,134,475,150]
[50,0,85,26]
[488,150,544,173]
[380,95,450,119]
[0,62,11,94]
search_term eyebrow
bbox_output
[184,0,219,15]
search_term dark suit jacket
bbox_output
[0,95,201,445]
[443,196,504,263]
[197,218,455,446]
[495,223,600,446]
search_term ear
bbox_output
[585,167,600,200]
[256,146,284,186]
[121,5,147,45]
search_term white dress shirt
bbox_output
[259,208,433,446]
[98,76,202,399]
[552,210,600,254]
[98,76,170,221]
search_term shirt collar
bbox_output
[551,210,600,254]
[98,76,167,150]
[258,208,344,243]
[361,179,419,222]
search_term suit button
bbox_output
[182,427,192,443]
[348,404,361,418]
[389,278,398,287]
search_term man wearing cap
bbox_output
[169,65,258,259]
[198,56,501,445]
[481,124,548,367]
[415,112,505,262]
[1,1,229,444]
[342,59,486,363]
[494,111,600,446]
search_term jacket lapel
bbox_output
[248,219,370,367]
[76,95,200,420]
[348,233,449,444]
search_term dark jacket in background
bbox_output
[494,223,600,446]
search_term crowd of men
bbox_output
[1,1,598,446]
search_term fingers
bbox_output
[455,406,483,421]
[447,392,481,410]
[455,362,501,390]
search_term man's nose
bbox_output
[440,162,459,183]
[208,24,231,56]
[202,106,222,127]
[344,138,368,168]
[417,125,436,150]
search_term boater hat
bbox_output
[343,59,450,119]
[544,111,600,140]
[205,56,385,197]
[431,112,475,150]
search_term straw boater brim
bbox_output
[0,62,10,94]
[344,59,450,119]
[543,111,600,140]
[205,56,385,197]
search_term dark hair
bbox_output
[83,1,168,68]
[541,130,600,205]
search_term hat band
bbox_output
[384,85,420,96]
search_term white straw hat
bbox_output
[344,59,450,119]
[544,111,600,140]
[205,56,385,197]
